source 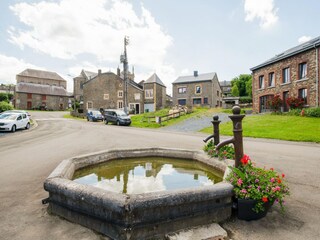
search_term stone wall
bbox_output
[83,72,144,113]
[16,75,66,89]
[252,48,320,113]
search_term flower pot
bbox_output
[237,198,270,221]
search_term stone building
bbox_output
[15,69,69,110]
[172,71,222,107]
[143,73,166,112]
[251,36,320,113]
[73,70,97,102]
[82,70,144,114]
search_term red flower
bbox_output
[282,173,285,178]
[262,196,268,202]
[241,154,250,165]
[270,168,274,171]
[277,178,282,183]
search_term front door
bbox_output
[27,101,32,110]
[283,91,289,112]
[135,104,140,114]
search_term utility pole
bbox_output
[120,36,129,114]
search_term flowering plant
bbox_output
[286,97,304,109]
[203,140,235,160]
[226,155,290,213]
[268,95,283,112]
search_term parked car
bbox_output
[104,109,131,126]
[0,113,30,132]
[86,109,104,122]
[1,110,31,117]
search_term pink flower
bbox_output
[270,178,275,183]
[237,178,243,186]
[255,179,259,183]
[240,189,247,194]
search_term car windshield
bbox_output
[0,114,17,120]
[92,111,101,115]
[116,111,127,117]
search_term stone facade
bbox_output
[83,72,144,114]
[15,69,69,110]
[252,47,320,113]
[143,73,167,112]
[172,72,222,108]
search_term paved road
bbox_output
[1,111,319,240]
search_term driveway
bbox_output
[0,113,319,240]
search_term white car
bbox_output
[0,113,30,132]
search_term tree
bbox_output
[0,93,9,103]
[231,84,239,97]
[231,74,252,97]
[0,101,13,112]
[245,78,252,97]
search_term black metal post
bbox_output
[203,115,221,144]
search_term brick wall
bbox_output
[252,48,320,113]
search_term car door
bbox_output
[16,115,24,129]
[22,114,28,127]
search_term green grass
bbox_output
[63,113,86,121]
[200,114,320,143]
[131,107,221,128]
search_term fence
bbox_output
[141,110,188,124]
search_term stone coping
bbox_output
[44,148,234,239]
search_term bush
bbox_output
[268,95,283,112]
[0,93,9,103]
[305,107,320,117]
[287,109,301,116]
[286,97,304,109]
[0,101,13,112]
[239,96,252,104]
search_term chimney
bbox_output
[98,69,102,75]
[194,71,198,77]
[117,67,120,76]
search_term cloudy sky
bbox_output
[0,0,319,94]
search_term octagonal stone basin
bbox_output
[44,148,233,240]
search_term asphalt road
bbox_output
[0,111,319,240]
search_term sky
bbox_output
[0,0,320,95]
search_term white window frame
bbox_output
[268,72,275,87]
[118,90,123,98]
[145,89,154,99]
[103,94,109,100]
[117,100,123,109]
[195,85,201,94]
[299,62,307,79]
[134,93,141,100]
[178,87,187,94]
[87,101,93,109]
[283,67,290,83]
[259,75,264,89]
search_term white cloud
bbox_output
[298,36,312,44]
[0,54,42,84]
[244,0,278,29]
[9,0,173,69]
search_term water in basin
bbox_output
[73,157,223,194]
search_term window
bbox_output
[204,98,208,104]
[134,93,140,100]
[178,87,187,94]
[27,93,32,99]
[298,62,307,79]
[195,85,201,94]
[193,98,201,105]
[259,75,264,89]
[217,91,219,97]
[118,100,123,109]
[145,89,153,99]
[282,68,290,83]
[268,72,275,87]
[104,94,109,100]
[42,95,46,101]
[118,90,123,98]
[87,101,93,109]
[178,99,186,105]
[298,88,307,105]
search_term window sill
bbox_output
[280,82,291,86]
[267,86,275,89]
[296,78,308,83]
[258,88,265,91]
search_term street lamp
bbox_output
[120,36,129,114]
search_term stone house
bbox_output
[15,69,69,110]
[82,70,144,114]
[73,70,97,102]
[172,71,222,107]
[143,73,166,112]
[251,36,320,113]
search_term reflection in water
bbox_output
[73,157,223,194]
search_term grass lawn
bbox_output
[200,114,320,143]
[131,107,221,128]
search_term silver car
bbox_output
[0,113,30,132]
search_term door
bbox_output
[16,115,24,129]
[135,104,140,114]
[27,101,32,110]
[283,91,289,112]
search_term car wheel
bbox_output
[116,120,120,126]
[11,125,16,132]
[25,122,30,129]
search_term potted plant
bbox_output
[226,154,290,220]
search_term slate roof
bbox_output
[16,82,69,96]
[144,73,166,87]
[173,72,217,84]
[83,70,97,80]
[251,36,320,71]
[17,69,66,81]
